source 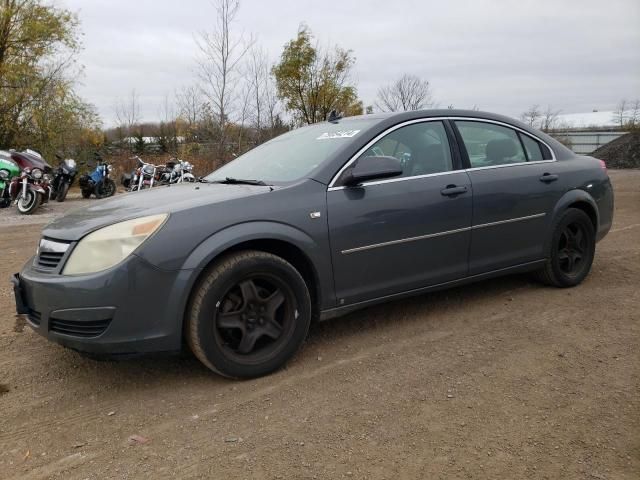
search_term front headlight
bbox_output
[32,168,43,179]
[62,214,168,275]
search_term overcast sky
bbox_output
[58,0,640,126]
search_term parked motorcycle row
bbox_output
[121,156,196,191]
[0,149,116,215]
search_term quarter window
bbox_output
[519,133,544,161]
[455,121,527,168]
[359,121,453,178]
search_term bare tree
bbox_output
[612,99,628,128]
[176,85,204,141]
[236,80,252,153]
[540,105,561,132]
[246,46,266,142]
[521,104,541,128]
[114,89,141,141]
[375,74,434,112]
[629,99,640,128]
[246,45,282,142]
[196,0,252,165]
[158,93,178,153]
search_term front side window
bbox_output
[357,121,453,178]
[455,121,526,168]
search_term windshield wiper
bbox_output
[211,177,268,186]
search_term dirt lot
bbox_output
[0,171,638,480]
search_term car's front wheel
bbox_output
[535,208,596,287]
[186,251,312,378]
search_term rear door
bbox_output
[453,120,567,274]
[327,120,473,305]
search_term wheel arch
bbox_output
[179,222,326,334]
[546,189,599,253]
[552,189,599,230]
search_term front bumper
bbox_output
[14,254,193,355]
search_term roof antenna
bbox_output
[327,110,342,123]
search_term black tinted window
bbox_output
[361,121,453,178]
[519,133,544,161]
[455,121,526,168]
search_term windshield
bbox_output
[204,118,378,184]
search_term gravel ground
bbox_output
[0,193,87,227]
[0,170,638,479]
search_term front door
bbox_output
[327,120,473,306]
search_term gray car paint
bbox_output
[16,109,614,355]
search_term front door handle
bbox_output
[441,185,468,197]
[539,173,559,183]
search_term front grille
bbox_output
[27,309,41,326]
[37,251,64,269]
[49,317,112,338]
[36,238,71,271]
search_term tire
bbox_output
[81,189,92,199]
[0,189,9,208]
[186,250,312,378]
[16,190,42,215]
[95,179,116,199]
[534,208,596,287]
[55,182,70,202]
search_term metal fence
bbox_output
[552,130,627,155]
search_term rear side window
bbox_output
[519,133,544,161]
[455,121,526,168]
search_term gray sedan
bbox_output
[13,110,614,378]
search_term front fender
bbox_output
[182,221,318,269]
[175,221,334,311]
[28,183,47,195]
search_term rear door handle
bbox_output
[441,185,468,197]
[539,173,559,183]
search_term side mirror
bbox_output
[343,156,403,186]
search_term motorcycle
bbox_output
[125,156,160,191]
[7,149,52,215]
[78,155,116,199]
[50,156,78,202]
[0,151,21,208]
[123,157,196,191]
[159,158,196,184]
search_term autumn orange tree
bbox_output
[0,0,101,158]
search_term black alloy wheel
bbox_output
[214,275,294,359]
[187,251,311,378]
[557,222,588,276]
[535,208,595,287]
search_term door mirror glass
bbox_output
[343,156,403,186]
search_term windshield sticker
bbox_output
[316,130,361,140]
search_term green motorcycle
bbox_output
[0,151,20,208]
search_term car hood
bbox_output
[43,183,273,241]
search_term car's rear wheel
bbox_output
[186,250,311,378]
[535,208,595,287]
